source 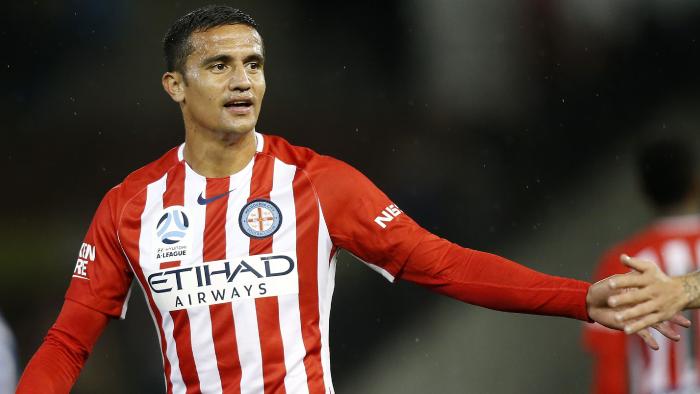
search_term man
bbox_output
[15,6,687,393]
[584,140,700,394]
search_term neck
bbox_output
[183,127,257,178]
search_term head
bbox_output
[637,139,700,215]
[162,6,265,137]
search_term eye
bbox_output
[210,63,228,73]
[247,62,261,71]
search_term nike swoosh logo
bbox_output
[197,189,236,205]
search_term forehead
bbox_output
[187,24,263,60]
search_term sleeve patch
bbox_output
[374,203,403,229]
[72,243,95,280]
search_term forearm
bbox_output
[16,300,109,394]
[681,271,700,309]
[18,330,86,393]
[398,232,591,320]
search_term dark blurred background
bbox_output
[4,1,700,393]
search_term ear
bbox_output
[162,71,186,103]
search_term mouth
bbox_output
[224,98,254,115]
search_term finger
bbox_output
[620,254,657,274]
[608,288,652,308]
[652,322,681,342]
[608,272,649,290]
[670,313,692,328]
[625,312,663,334]
[636,328,659,351]
[614,299,657,322]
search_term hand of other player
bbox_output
[605,255,695,335]
[586,259,690,350]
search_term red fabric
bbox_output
[398,231,591,320]
[16,300,109,394]
[585,325,627,394]
[249,153,286,394]
[292,169,326,393]
[19,135,594,393]
[265,135,424,279]
[266,134,590,319]
[582,217,700,394]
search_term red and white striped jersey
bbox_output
[65,132,424,394]
[584,215,700,394]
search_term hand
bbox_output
[606,255,694,334]
[586,272,684,350]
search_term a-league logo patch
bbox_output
[239,199,282,238]
[153,206,192,264]
[157,207,190,244]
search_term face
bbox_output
[164,24,266,136]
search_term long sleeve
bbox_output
[299,151,591,320]
[398,232,591,321]
[16,300,110,394]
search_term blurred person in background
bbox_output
[0,310,18,393]
[14,5,691,394]
[584,139,700,394]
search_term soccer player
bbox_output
[583,140,700,394]
[15,6,688,393]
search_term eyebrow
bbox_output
[200,53,265,67]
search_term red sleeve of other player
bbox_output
[582,250,629,394]
[312,156,590,321]
[16,300,110,394]
[65,186,134,318]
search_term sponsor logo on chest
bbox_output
[148,252,298,311]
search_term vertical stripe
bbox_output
[291,170,325,394]
[183,165,223,393]
[662,239,694,390]
[317,209,336,392]
[248,154,287,394]
[627,334,643,394]
[123,174,181,394]
[204,176,242,393]
[226,162,265,394]
[164,164,203,394]
[272,161,309,394]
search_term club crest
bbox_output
[239,199,282,238]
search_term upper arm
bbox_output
[309,156,426,280]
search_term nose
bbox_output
[228,64,252,91]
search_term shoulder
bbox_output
[261,133,366,185]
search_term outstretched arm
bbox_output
[303,156,686,348]
[399,234,685,349]
[604,255,698,334]
[16,300,109,394]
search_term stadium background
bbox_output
[4,1,700,392]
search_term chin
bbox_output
[220,122,256,136]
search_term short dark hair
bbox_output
[637,139,697,209]
[163,5,259,74]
